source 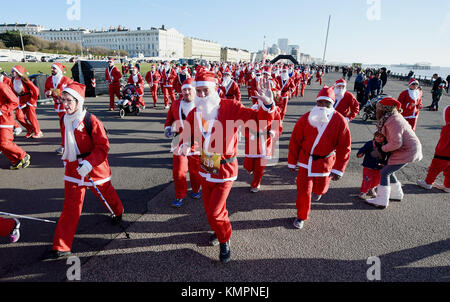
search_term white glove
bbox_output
[77,160,93,178]
[164,127,173,139]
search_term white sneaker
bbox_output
[164,105,170,109]
[13,127,23,136]
[359,192,368,200]
[416,180,432,190]
[56,146,64,155]
[250,186,260,193]
[434,183,450,193]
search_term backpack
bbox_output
[60,110,107,138]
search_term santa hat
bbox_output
[52,63,66,74]
[316,86,335,104]
[379,97,401,111]
[181,78,195,90]
[63,82,86,103]
[263,66,272,75]
[281,66,289,72]
[11,65,27,76]
[335,78,347,87]
[223,67,231,75]
[108,58,115,63]
[444,105,450,125]
[408,78,419,86]
[194,71,217,88]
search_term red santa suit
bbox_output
[145,69,161,106]
[219,77,241,102]
[424,105,450,188]
[288,87,351,221]
[275,71,296,120]
[398,79,423,131]
[249,74,261,104]
[292,69,301,97]
[0,74,12,87]
[44,63,74,119]
[316,69,323,85]
[0,82,27,166]
[179,72,276,246]
[244,104,283,189]
[161,64,177,107]
[174,67,191,94]
[165,79,201,200]
[105,59,122,110]
[52,82,124,253]
[245,69,254,100]
[333,79,360,122]
[10,66,42,138]
[127,69,145,107]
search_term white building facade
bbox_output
[184,37,221,62]
[0,23,45,35]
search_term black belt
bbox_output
[309,151,335,161]
[434,155,450,161]
[77,152,91,159]
[220,157,236,165]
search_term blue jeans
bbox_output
[380,164,407,186]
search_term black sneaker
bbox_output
[219,241,231,263]
[209,233,219,246]
[44,249,72,260]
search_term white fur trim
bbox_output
[63,87,84,102]
[316,96,335,104]
[11,67,22,76]
[181,84,195,90]
[331,169,343,177]
[195,81,216,88]
[198,171,237,183]
[288,163,297,169]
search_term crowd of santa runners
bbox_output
[0,59,448,264]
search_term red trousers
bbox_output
[150,84,159,105]
[243,157,266,188]
[109,84,121,110]
[405,118,418,132]
[201,179,233,244]
[300,84,306,97]
[316,77,323,85]
[276,97,289,120]
[293,84,300,97]
[16,105,41,135]
[360,167,381,193]
[425,158,450,188]
[0,127,26,165]
[137,95,145,107]
[0,217,15,237]
[53,180,124,252]
[296,168,331,221]
[162,86,176,107]
[173,154,201,199]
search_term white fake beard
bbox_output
[334,87,346,100]
[308,106,334,128]
[281,73,289,81]
[408,88,420,101]
[194,91,221,122]
[222,77,231,87]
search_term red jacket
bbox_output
[161,68,177,87]
[44,75,74,113]
[398,89,423,120]
[180,99,276,182]
[61,113,112,186]
[105,66,122,86]
[0,76,12,87]
[275,77,296,97]
[219,80,241,102]
[10,78,39,107]
[288,111,351,177]
[127,73,144,96]
[334,91,360,122]
[0,83,19,127]
[145,71,161,87]
[434,105,450,158]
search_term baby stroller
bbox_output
[361,94,389,121]
[118,84,140,118]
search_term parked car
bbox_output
[0,55,9,62]
[22,55,38,62]
[41,56,52,62]
[49,56,67,62]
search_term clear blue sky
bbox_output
[1,0,449,66]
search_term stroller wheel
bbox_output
[119,108,126,119]
[362,113,369,121]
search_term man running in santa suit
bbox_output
[219,69,241,102]
[178,71,276,263]
[300,68,308,97]
[145,65,161,108]
[127,67,145,109]
[397,78,423,131]
[0,81,31,170]
[288,86,351,229]
[105,58,122,111]
[174,65,191,94]
[333,79,360,122]
[44,63,74,154]
[165,78,202,208]
[275,66,296,120]
[161,61,177,109]
[10,65,43,139]
[50,82,124,258]
[316,68,323,85]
